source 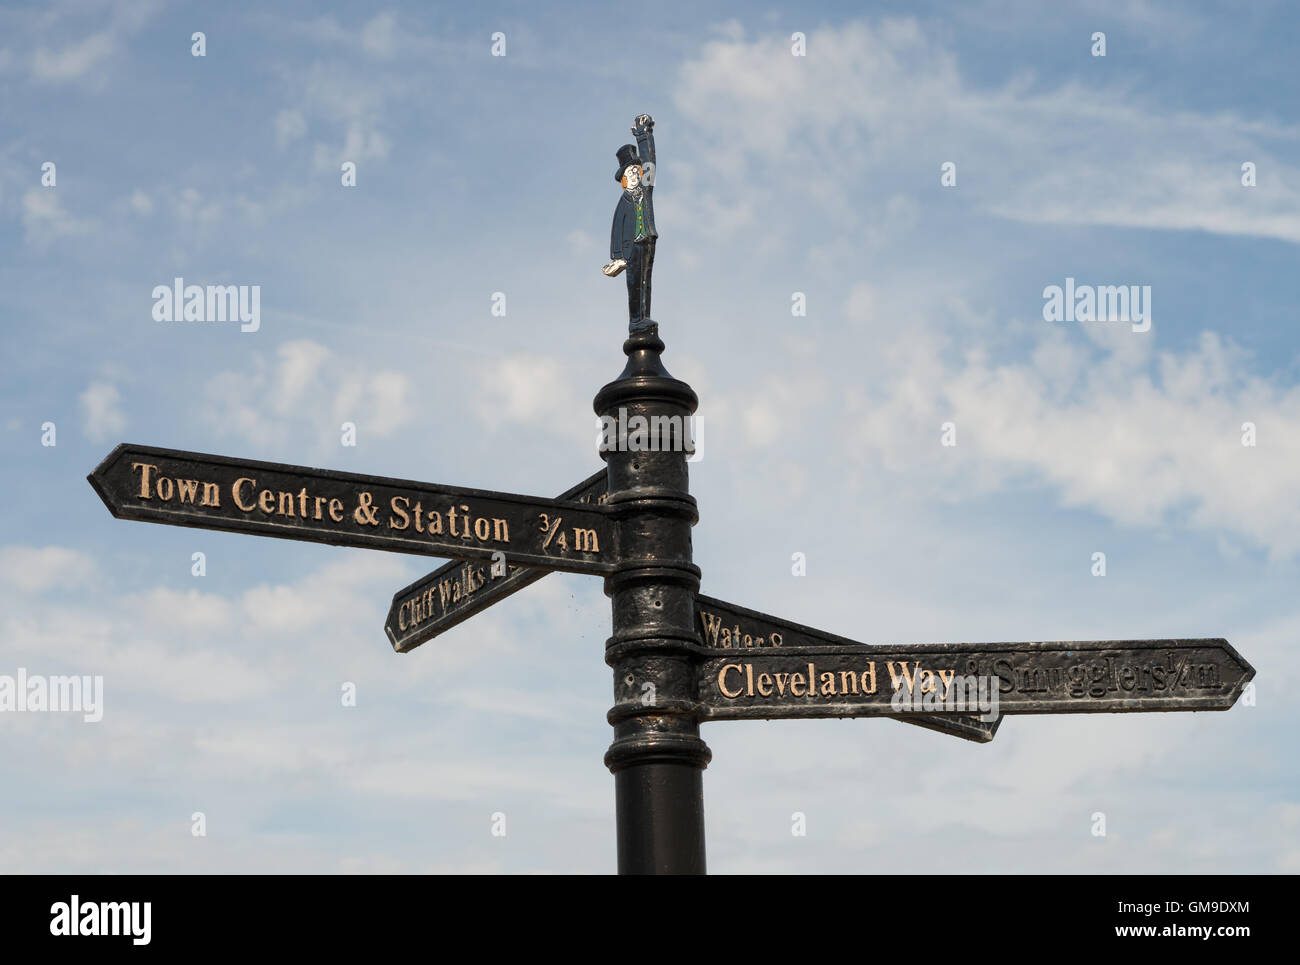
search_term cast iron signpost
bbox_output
[88,113,1255,875]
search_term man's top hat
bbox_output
[615,144,641,182]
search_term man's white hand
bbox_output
[602,259,627,277]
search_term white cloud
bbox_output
[671,19,1300,245]
[476,353,587,432]
[126,588,233,633]
[172,187,223,226]
[31,30,116,82]
[22,188,92,246]
[567,228,594,253]
[280,61,399,173]
[844,318,1300,558]
[0,546,95,593]
[285,10,430,61]
[360,12,398,60]
[25,0,161,85]
[274,109,307,149]
[203,339,412,450]
[79,380,127,442]
[240,554,407,635]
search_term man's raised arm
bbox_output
[633,113,655,185]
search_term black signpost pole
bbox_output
[595,325,710,874]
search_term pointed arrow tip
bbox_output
[87,443,132,518]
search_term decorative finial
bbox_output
[602,113,658,335]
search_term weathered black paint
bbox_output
[697,638,1255,719]
[694,594,1001,742]
[89,444,615,575]
[596,324,710,875]
[385,470,609,652]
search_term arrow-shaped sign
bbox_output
[386,470,609,652]
[694,595,1001,742]
[697,638,1254,721]
[89,445,616,574]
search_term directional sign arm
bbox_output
[697,637,1255,720]
[693,595,1001,743]
[386,470,609,653]
[89,444,616,575]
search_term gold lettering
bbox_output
[277,491,295,516]
[201,481,220,507]
[887,661,917,693]
[390,496,410,530]
[328,497,343,522]
[790,672,806,696]
[258,489,275,514]
[838,670,859,695]
[132,462,159,498]
[493,518,509,543]
[757,673,773,697]
[233,478,257,511]
[156,476,174,501]
[474,517,489,541]
[820,671,837,695]
[719,664,744,698]
[572,527,597,551]
[176,478,200,504]
[426,510,444,535]
[862,662,877,695]
[700,611,723,646]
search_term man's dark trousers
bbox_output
[627,239,656,326]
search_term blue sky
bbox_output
[1,0,1296,872]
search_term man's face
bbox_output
[624,165,640,190]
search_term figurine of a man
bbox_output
[603,113,657,332]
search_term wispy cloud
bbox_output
[671,18,1300,244]
[79,379,127,441]
[25,0,161,86]
[202,339,413,452]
